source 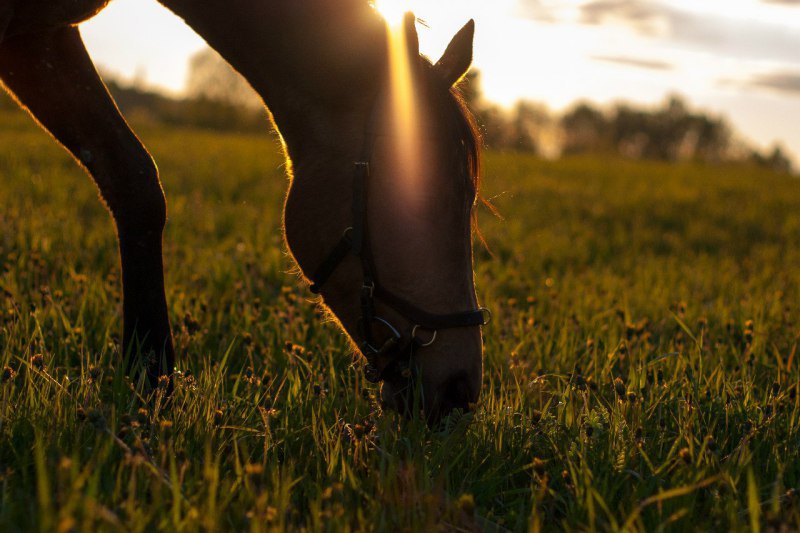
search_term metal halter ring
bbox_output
[411,325,438,347]
[479,307,493,326]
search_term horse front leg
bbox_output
[0,26,174,389]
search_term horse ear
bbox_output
[434,19,475,87]
[403,12,420,57]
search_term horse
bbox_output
[0,0,488,422]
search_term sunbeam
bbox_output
[377,7,427,214]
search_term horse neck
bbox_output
[158,0,386,159]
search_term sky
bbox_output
[80,0,800,159]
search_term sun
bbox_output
[374,0,410,27]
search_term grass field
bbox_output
[1,105,799,531]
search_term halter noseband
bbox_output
[307,106,491,383]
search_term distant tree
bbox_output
[561,102,608,154]
[608,95,731,162]
[752,145,793,174]
[611,104,651,159]
[185,48,262,109]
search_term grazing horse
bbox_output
[0,0,488,422]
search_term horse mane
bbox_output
[419,58,487,237]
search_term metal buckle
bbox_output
[479,307,493,326]
[362,281,375,299]
[411,325,438,347]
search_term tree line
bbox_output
[0,47,793,174]
[462,71,794,174]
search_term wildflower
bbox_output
[614,378,627,399]
[456,494,475,517]
[87,366,101,383]
[1,366,15,383]
[244,463,264,476]
[183,313,201,335]
[679,447,691,464]
[31,354,45,371]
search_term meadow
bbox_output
[0,104,799,531]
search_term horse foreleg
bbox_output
[0,26,174,389]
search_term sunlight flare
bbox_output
[374,0,411,27]
[381,10,426,210]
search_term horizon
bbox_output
[80,0,800,160]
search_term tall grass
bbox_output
[0,109,798,531]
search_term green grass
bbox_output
[0,106,799,531]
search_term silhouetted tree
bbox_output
[606,95,731,162]
[752,145,793,174]
[185,48,262,109]
[561,102,608,154]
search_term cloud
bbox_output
[578,0,800,63]
[591,55,673,70]
[580,0,671,33]
[745,71,800,96]
[514,0,561,23]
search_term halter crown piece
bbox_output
[307,102,491,383]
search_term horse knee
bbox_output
[97,153,167,236]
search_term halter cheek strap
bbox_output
[308,154,490,383]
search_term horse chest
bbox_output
[3,0,110,40]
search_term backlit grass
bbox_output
[1,107,799,531]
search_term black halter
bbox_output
[307,107,490,383]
